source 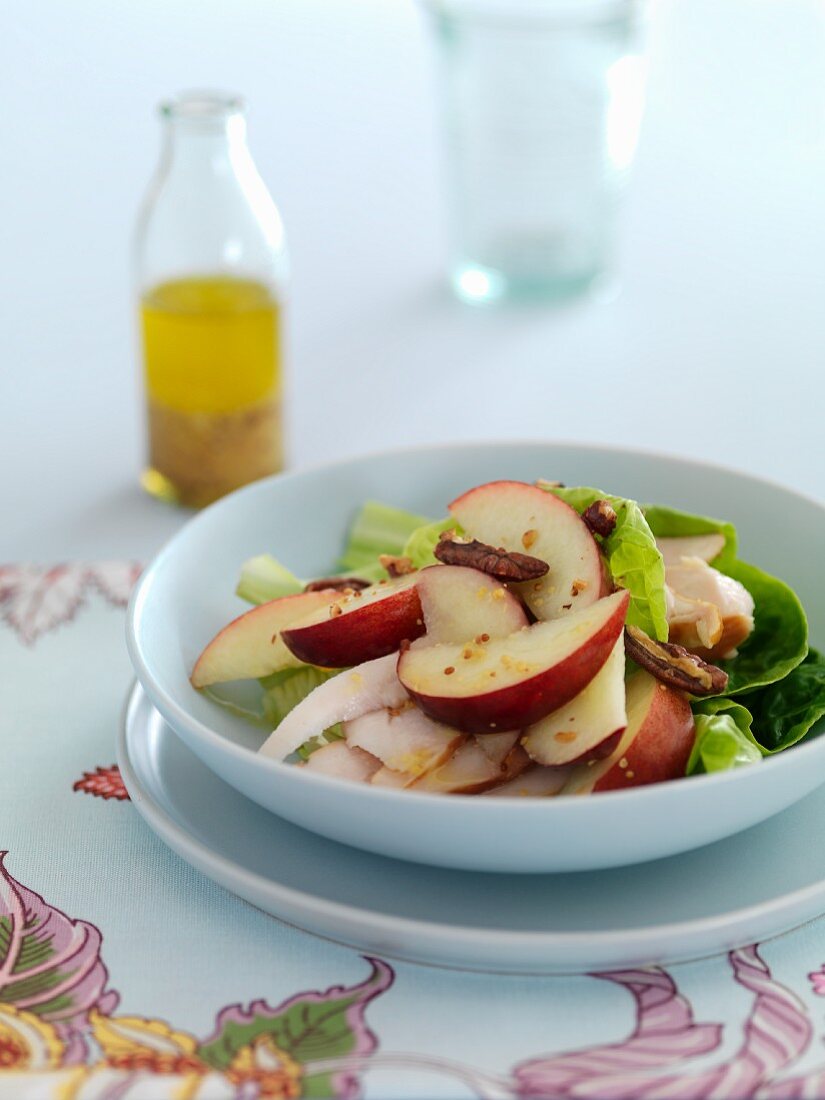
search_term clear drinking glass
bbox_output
[421,0,645,303]
[134,91,288,508]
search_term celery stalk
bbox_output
[236,554,303,605]
[339,501,431,570]
[237,502,432,605]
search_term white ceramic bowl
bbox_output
[127,442,825,873]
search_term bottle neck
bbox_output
[157,92,252,180]
[161,113,250,177]
[136,91,287,288]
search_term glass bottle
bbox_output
[135,91,288,508]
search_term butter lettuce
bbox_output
[643,505,808,696]
[547,486,669,641]
[718,560,808,695]
[205,667,346,759]
[687,710,763,774]
[553,491,813,753]
[260,666,338,728]
[745,648,825,752]
[402,517,463,570]
[692,695,763,749]
[690,651,825,764]
[260,666,344,759]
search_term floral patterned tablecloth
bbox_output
[4,562,825,1100]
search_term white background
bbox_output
[2,0,824,561]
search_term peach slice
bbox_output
[344,705,464,784]
[562,669,695,794]
[370,766,411,789]
[521,635,626,767]
[191,589,341,687]
[449,480,609,620]
[302,741,382,783]
[397,590,630,735]
[259,653,408,761]
[416,564,528,645]
[657,534,726,567]
[281,574,424,668]
[483,766,571,798]
[412,741,530,795]
[475,730,521,766]
[416,566,527,756]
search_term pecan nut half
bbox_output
[624,624,729,696]
[434,534,549,581]
[379,554,416,578]
[304,577,371,593]
[582,499,618,538]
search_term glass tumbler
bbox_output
[421,0,645,303]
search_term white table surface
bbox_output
[2,0,824,563]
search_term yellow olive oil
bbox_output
[140,275,283,508]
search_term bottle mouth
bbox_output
[160,91,245,125]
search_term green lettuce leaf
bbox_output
[744,648,825,751]
[643,504,808,696]
[547,486,668,641]
[692,695,764,749]
[260,666,339,729]
[717,559,808,695]
[692,652,825,757]
[643,504,737,571]
[687,710,763,774]
[260,666,344,760]
[402,517,463,570]
[294,724,345,761]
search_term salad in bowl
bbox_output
[190,477,824,798]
